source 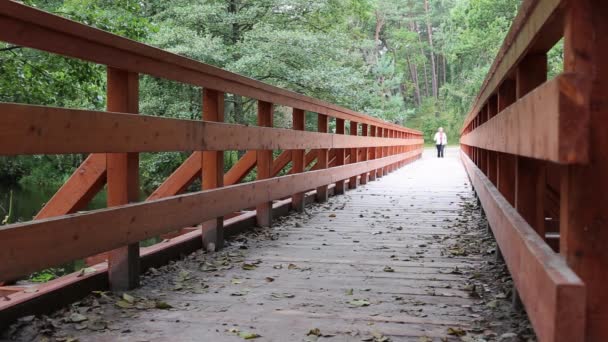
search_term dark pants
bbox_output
[436,144,445,158]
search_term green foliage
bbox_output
[29,269,60,283]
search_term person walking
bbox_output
[433,127,447,158]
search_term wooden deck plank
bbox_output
[17,148,504,342]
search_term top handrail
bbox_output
[0,1,419,135]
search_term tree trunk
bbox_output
[424,0,438,98]
[443,53,447,84]
[406,54,422,107]
[374,11,385,43]
[374,10,386,66]
[413,21,430,98]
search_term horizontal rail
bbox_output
[0,1,415,134]
[460,74,589,163]
[0,103,422,155]
[461,0,563,131]
[0,151,418,280]
[461,152,585,342]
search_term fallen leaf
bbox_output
[87,320,106,331]
[238,332,260,340]
[69,313,88,323]
[383,266,394,273]
[122,293,136,304]
[308,328,322,336]
[349,299,370,307]
[271,292,295,299]
[74,323,87,331]
[77,267,97,277]
[242,263,258,270]
[447,327,466,336]
[265,277,275,282]
[345,288,354,296]
[115,300,134,309]
[155,301,173,309]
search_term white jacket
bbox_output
[433,132,447,145]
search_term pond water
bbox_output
[0,183,107,223]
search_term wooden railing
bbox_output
[0,0,423,301]
[460,0,608,341]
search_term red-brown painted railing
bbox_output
[0,0,423,321]
[460,0,608,341]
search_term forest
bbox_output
[1,0,562,217]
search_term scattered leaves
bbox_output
[308,328,322,336]
[271,292,295,299]
[69,313,88,323]
[76,267,97,277]
[348,299,370,307]
[447,327,466,336]
[242,263,258,270]
[362,332,390,342]
[122,293,135,304]
[238,331,260,340]
[115,300,134,309]
[155,301,173,309]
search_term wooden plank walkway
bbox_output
[6,148,501,341]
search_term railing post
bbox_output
[291,108,306,212]
[514,55,547,236]
[335,118,346,194]
[562,1,607,340]
[383,128,389,175]
[256,101,273,227]
[369,126,377,181]
[389,130,394,169]
[202,89,225,251]
[349,121,359,189]
[401,131,406,167]
[360,124,369,185]
[106,67,140,291]
[316,114,329,202]
[377,127,384,178]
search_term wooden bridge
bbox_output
[0,0,607,341]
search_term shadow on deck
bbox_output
[3,148,533,341]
